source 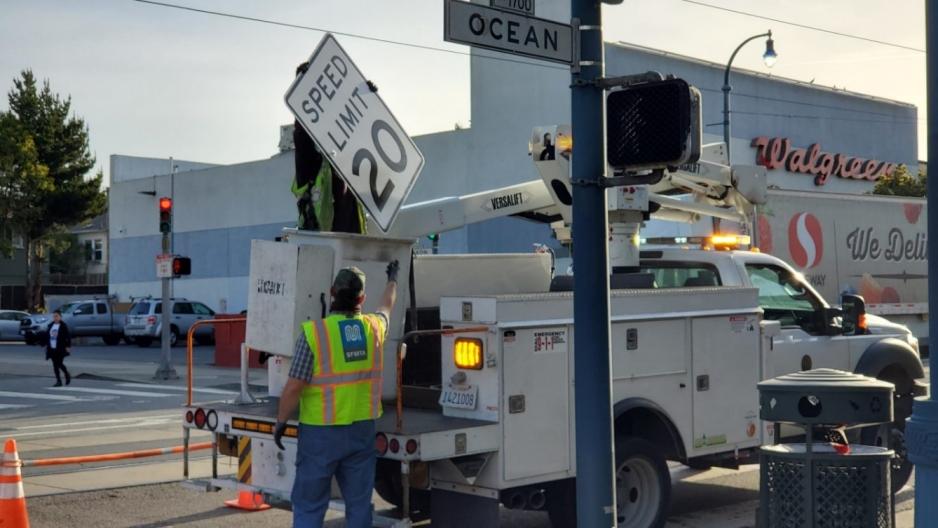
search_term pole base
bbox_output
[907,397,938,526]
[153,366,179,380]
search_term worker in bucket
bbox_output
[274,261,399,527]
[291,62,367,234]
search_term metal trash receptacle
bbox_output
[758,369,895,528]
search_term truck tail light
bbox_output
[454,338,483,370]
[405,439,418,455]
[194,408,207,428]
[206,410,218,431]
[375,433,388,455]
[147,316,157,325]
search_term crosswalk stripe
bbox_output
[117,383,238,395]
[0,404,30,410]
[0,390,88,402]
[49,387,173,398]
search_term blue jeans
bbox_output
[292,420,376,528]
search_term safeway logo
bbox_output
[788,212,824,269]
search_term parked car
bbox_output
[0,310,29,341]
[123,298,215,347]
[20,300,127,346]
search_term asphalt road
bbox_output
[0,341,923,527]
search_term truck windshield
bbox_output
[745,264,823,330]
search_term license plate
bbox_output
[439,385,478,410]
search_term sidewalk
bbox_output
[666,485,916,527]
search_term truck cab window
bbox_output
[96,303,108,314]
[639,262,721,289]
[74,303,94,316]
[745,264,823,333]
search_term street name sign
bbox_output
[445,0,572,65]
[285,33,425,232]
[490,0,534,15]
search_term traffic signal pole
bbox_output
[154,214,177,380]
[570,1,616,526]
[907,0,938,521]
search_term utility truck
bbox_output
[180,130,925,527]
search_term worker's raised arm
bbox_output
[376,260,399,319]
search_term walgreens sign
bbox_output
[751,136,897,186]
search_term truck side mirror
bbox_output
[840,294,866,335]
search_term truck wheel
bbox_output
[615,437,671,528]
[136,337,153,347]
[862,370,914,492]
[102,334,121,346]
[547,438,671,528]
[24,335,36,346]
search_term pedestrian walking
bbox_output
[274,261,399,528]
[45,310,71,387]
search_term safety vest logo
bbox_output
[339,320,367,361]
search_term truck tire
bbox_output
[102,334,121,346]
[547,437,670,528]
[861,369,914,492]
[24,335,37,346]
[136,337,153,347]
[615,437,671,528]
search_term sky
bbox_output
[0,0,926,186]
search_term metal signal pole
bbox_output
[570,0,616,526]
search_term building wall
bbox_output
[0,247,26,287]
[108,153,295,311]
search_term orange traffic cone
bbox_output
[224,489,271,512]
[0,439,30,527]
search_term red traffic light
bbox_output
[159,197,173,212]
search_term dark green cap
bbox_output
[333,266,366,295]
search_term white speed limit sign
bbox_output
[285,33,425,233]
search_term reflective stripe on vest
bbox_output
[299,314,384,425]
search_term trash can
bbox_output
[757,368,895,528]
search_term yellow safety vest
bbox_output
[291,162,366,233]
[299,313,385,425]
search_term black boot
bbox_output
[65,372,71,385]
[53,381,62,387]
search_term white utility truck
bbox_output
[180,133,925,528]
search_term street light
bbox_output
[722,30,776,162]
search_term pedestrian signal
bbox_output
[172,256,191,276]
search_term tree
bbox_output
[872,164,927,197]
[0,113,51,258]
[1,70,106,309]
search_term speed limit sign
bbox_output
[285,33,425,232]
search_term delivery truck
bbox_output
[757,189,928,344]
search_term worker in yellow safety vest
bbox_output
[292,61,367,234]
[275,261,399,528]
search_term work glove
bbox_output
[273,421,288,450]
[386,260,400,283]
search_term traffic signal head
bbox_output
[159,197,172,233]
[172,256,191,276]
[606,78,701,171]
